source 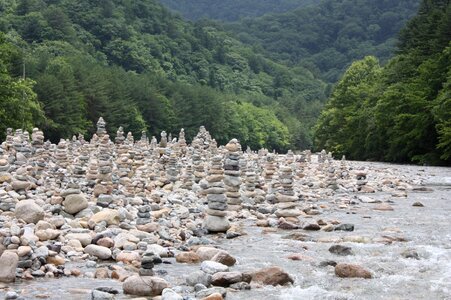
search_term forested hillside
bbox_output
[0,0,327,151]
[315,0,451,165]
[159,0,316,21]
[226,0,420,82]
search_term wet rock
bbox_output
[161,288,183,300]
[186,270,212,287]
[201,261,229,274]
[195,287,227,299]
[175,251,200,264]
[211,251,236,266]
[334,224,354,231]
[123,275,170,296]
[374,203,394,211]
[303,223,321,231]
[0,252,19,283]
[15,200,44,224]
[91,289,114,300]
[329,245,353,256]
[412,202,424,207]
[335,263,372,279]
[211,271,245,287]
[319,260,337,267]
[402,249,420,260]
[249,266,293,286]
[200,292,224,300]
[5,291,19,300]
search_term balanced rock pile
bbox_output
[0,117,417,299]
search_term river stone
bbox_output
[84,245,112,260]
[195,287,227,299]
[90,209,120,226]
[91,290,115,300]
[249,266,293,286]
[334,224,354,231]
[211,251,236,266]
[15,200,44,224]
[66,233,92,247]
[161,288,183,300]
[11,180,31,191]
[0,252,19,283]
[335,263,372,279]
[203,215,230,233]
[63,194,88,214]
[123,275,170,296]
[201,261,229,274]
[211,271,244,287]
[175,251,200,264]
[329,245,353,256]
[185,271,212,286]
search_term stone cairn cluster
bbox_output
[0,117,379,296]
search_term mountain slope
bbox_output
[226,0,420,82]
[0,0,326,150]
[159,0,317,21]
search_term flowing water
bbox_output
[1,163,450,300]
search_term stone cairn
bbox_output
[203,155,230,232]
[274,165,300,219]
[224,139,242,211]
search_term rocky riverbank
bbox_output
[0,119,450,300]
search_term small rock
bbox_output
[161,288,183,300]
[175,251,200,264]
[15,200,45,224]
[412,202,424,207]
[201,261,229,274]
[0,252,19,283]
[84,245,112,260]
[329,245,353,256]
[402,249,420,260]
[249,266,293,286]
[334,224,354,231]
[335,263,372,279]
[303,223,321,231]
[123,275,170,296]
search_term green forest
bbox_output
[225,0,420,83]
[315,0,450,165]
[0,0,450,165]
[159,0,316,21]
[0,0,327,151]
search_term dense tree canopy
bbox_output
[315,0,451,165]
[0,0,327,151]
[225,0,420,83]
[159,0,316,21]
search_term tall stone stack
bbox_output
[203,155,230,233]
[181,161,195,190]
[115,127,126,145]
[166,151,179,184]
[94,120,114,204]
[178,128,187,155]
[55,139,69,169]
[0,149,11,185]
[263,153,277,185]
[160,131,168,148]
[274,165,301,218]
[96,117,107,138]
[223,139,242,211]
[192,149,205,183]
